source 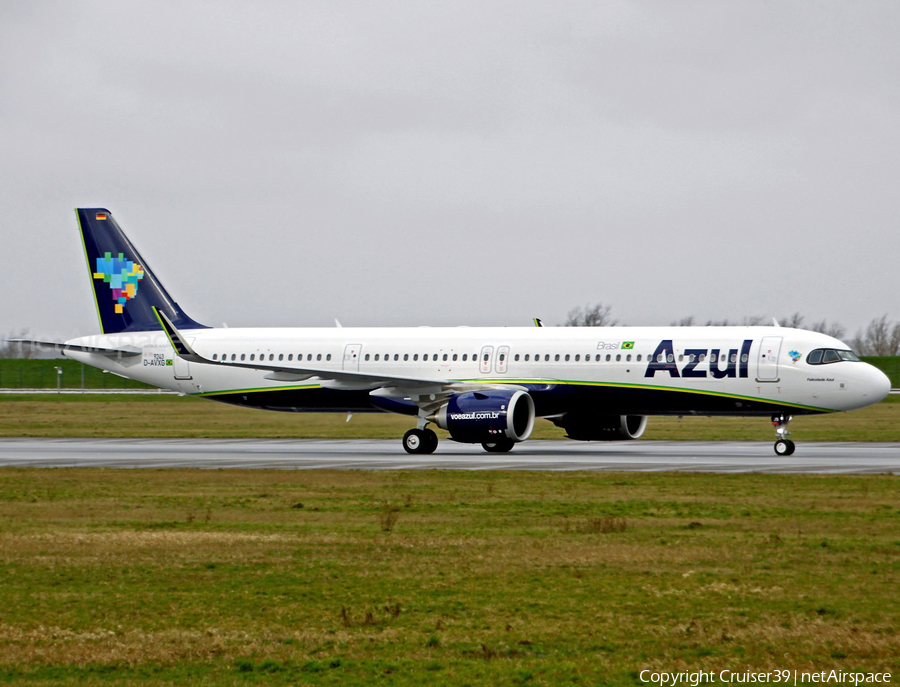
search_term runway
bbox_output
[0,438,898,473]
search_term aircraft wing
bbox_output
[153,308,517,400]
[6,339,142,359]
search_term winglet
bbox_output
[533,318,543,327]
[153,306,205,362]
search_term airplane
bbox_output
[14,208,891,457]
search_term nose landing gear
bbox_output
[772,413,795,456]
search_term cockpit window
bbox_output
[807,348,860,365]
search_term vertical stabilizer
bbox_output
[77,208,206,333]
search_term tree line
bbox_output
[564,304,900,356]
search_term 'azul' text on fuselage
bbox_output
[644,340,753,379]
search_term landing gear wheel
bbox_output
[771,413,796,456]
[774,439,795,456]
[403,428,438,455]
[482,438,514,453]
[422,428,438,454]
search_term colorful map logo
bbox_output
[788,350,802,363]
[93,252,145,314]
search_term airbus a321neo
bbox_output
[16,209,891,456]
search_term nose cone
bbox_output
[862,363,892,405]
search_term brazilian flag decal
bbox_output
[622,341,635,349]
[166,359,174,366]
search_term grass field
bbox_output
[0,468,898,685]
[0,360,151,390]
[0,394,898,442]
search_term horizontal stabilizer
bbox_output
[6,339,142,358]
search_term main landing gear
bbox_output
[402,427,438,455]
[772,413,795,456]
[482,438,515,453]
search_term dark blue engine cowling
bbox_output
[433,390,535,444]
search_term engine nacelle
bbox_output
[432,390,535,444]
[553,413,648,441]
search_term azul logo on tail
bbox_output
[93,252,145,314]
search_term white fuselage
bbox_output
[63,325,891,416]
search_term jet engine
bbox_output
[552,412,648,441]
[431,390,535,444]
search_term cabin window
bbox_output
[288,354,293,361]
[452,353,458,361]
[403,354,409,361]
[374,354,380,361]
[574,354,580,361]
[250,354,255,361]
[317,354,322,361]
[279,354,284,361]
[413,354,418,361]
[544,354,550,362]
[626,354,632,362]
[667,354,674,363]
[514,354,520,361]
[365,354,370,361]
[307,354,312,361]
[433,354,439,361]
[741,353,748,363]
[462,354,467,361]
[564,354,569,361]
[616,354,622,362]
[240,354,246,361]
[327,354,332,361]
[393,354,398,361]
[606,354,611,362]
[483,353,489,361]
[730,353,737,363]
[554,354,560,361]
[636,354,642,362]
[231,354,236,361]
[212,354,217,360]
[443,354,448,361]
[678,355,683,362]
[499,353,505,362]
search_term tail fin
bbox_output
[77,208,207,333]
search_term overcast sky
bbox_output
[2,1,898,340]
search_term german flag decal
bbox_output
[96,212,107,220]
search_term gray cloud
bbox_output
[1,1,898,339]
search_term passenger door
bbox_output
[495,345,510,374]
[479,345,493,374]
[756,336,782,382]
[343,344,362,371]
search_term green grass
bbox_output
[0,469,897,684]
[1,394,898,441]
[0,360,150,389]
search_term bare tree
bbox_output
[852,315,900,356]
[704,318,732,326]
[0,329,34,359]
[809,319,846,340]
[565,303,618,327]
[671,316,695,326]
[741,315,766,326]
